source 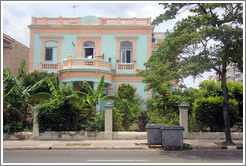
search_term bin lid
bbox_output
[146,124,166,129]
[161,126,184,130]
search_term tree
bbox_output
[3,64,50,132]
[140,3,242,145]
[113,83,143,131]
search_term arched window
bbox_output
[120,41,133,63]
[45,40,58,61]
[83,41,95,59]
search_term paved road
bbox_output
[3,150,243,163]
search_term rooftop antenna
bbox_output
[71,5,79,17]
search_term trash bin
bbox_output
[146,124,166,145]
[161,126,184,150]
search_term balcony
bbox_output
[31,16,152,26]
[62,58,111,71]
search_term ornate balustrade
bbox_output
[31,16,151,26]
[63,58,111,71]
[41,64,58,70]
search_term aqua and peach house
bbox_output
[28,16,154,111]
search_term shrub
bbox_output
[36,85,88,132]
[113,84,143,131]
[137,111,149,131]
[147,109,179,126]
[3,121,22,134]
[84,112,105,132]
[193,96,238,131]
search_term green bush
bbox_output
[147,109,179,126]
[113,109,124,131]
[3,121,22,134]
[113,84,143,131]
[36,85,88,132]
[138,111,149,131]
[84,112,105,132]
[193,96,238,131]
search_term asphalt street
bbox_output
[3,150,243,163]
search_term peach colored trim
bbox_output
[108,84,112,95]
[30,28,152,36]
[116,38,137,73]
[170,80,179,87]
[147,29,153,60]
[31,17,152,26]
[76,37,101,59]
[29,30,35,72]
[40,37,62,70]
[60,71,113,82]
[147,89,152,100]
[113,75,143,82]
[60,70,144,83]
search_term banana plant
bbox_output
[79,76,118,119]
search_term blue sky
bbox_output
[2,1,215,88]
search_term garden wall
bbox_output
[3,131,243,140]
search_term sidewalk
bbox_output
[3,139,243,151]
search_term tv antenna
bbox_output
[72,5,79,17]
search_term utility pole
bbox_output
[72,5,79,17]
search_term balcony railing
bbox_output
[31,16,151,26]
[41,64,58,70]
[63,58,111,71]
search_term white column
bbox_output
[31,110,39,139]
[179,102,189,138]
[104,100,113,140]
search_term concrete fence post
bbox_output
[179,101,189,138]
[31,110,39,139]
[104,100,113,140]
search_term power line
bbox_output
[71,5,79,17]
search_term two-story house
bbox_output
[28,16,153,111]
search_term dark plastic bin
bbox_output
[161,126,184,150]
[146,124,166,145]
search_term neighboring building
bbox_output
[3,33,29,76]
[152,30,169,51]
[28,16,154,111]
[208,63,243,83]
[208,75,219,83]
[226,63,243,82]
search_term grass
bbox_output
[183,143,193,150]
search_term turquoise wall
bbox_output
[33,34,42,69]
[33,33,148,70]
[136,35,148,69]
[101,34,117,70]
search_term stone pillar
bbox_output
[104,100,113,140]
[179,101,189,138]
[31,110,39,139]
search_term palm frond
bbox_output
[17,60,26,80]
[28,77,47,92]
[81,81,93,94]
[32,92,54,100]
[44,77,58,97]
[95,76,105,96]
[76,91,87,98]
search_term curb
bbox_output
[221,146,243,150]
[3,146,145,151]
